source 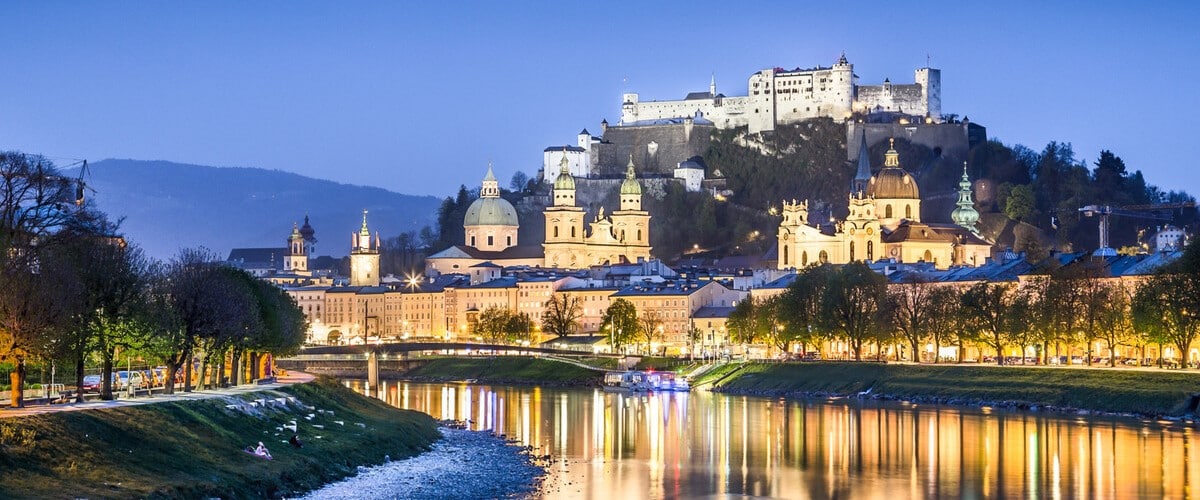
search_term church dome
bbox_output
[866,138,920,200]
[867,168,920,199]
[464,196,519,227]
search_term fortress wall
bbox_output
[593,124,713,176]
[846,122,979,164]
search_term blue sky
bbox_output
[2,2,1197,198]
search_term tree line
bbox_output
[0,152,306,407]
[728,242,1200,367]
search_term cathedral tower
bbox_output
[464,163,520,251]
[349,210,381,287]
[612,155,651,260]
[866,138,921,230]
[543,154,586,267]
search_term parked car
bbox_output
[115,370,147,391]
[81,375,104,393]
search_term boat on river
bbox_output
[603,370,690,392]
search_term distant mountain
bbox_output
[69,159,441,260]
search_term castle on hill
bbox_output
[622,53,941,133]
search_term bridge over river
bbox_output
[278,342,619,386]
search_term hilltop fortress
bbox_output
[620,53,940,133]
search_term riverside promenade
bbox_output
[0,371,315,419]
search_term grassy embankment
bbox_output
[402,357,603,386]
[0,376,440,499]
[705,362,1200,417]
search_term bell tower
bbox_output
[284,222,309,275]
[349,210,381,287]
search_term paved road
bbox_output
[0,371,315,419]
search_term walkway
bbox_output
[0,371,315,419]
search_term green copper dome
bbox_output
[951,162,980,230]
[464,197,519,227]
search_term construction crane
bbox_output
[1079,202,1194,256]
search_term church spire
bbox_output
[951,162,981,233]
[853,129,872,193]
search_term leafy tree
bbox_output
[728,297,767,346]
[601,298,640,352]
[926,285,967,363]
[779,264,834,355]
[506,312,535,344]
[887,275,936,362]
[637,310,664,355]
[821,262,887,361]
[1005,184,1037,221]
[960,282,1022,365]
[509,171,530,193]
[1133,272,1200,368]
[542,294,582,338]
[476,306,512,343]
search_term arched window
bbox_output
[867,240,874,261]
[885,205,893,219]
[849,241,855,261]
[819,250,828,264]
[923,250,933,262]
[802,251,808,266]
[783,245,790,266]
[553,227,559,238]
[620,230,626,241]
[905,205,912,219]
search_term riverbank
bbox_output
[298,427,545,499]
[398,357,603,386]
[703,362,1200,417]
[0,376,441,498]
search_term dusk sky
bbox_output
[3,2,1197,199]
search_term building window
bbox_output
[571,227,576,238]
[506,236,512,246]
[867,241,874,261]
[885,205,893,219]
[802,251,808,266]
[554,227,559,238]
[905,205,912,219]
[782,245,789,266]
[471,236,476,246]
[487,235,494,247]
[849,241,855,262]
[819,250,828,264]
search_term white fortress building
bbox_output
[620,54,941,133]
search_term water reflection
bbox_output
[346,380,1199,499]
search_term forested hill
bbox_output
[699,120,1196,258]
[69,159,440,259]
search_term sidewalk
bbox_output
[0,371,315,419]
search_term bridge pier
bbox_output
[367,351,380,389]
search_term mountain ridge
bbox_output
[70,159,440,260]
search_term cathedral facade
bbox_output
[777,138,990,270]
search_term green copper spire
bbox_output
[951,162,980,232]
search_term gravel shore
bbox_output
[297,427,546,499]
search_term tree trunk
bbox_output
[12,356,26,408]
[164,362,178,395]
[74,351,86,403]
[101,356,115,400]
[911,340,920,364]
[183,348,194,392]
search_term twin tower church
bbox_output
[423,155,652,276]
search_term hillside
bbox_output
[70,159,441,259]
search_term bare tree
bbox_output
[541,295,582,338]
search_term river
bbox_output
[343,380,1199,499]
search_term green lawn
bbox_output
[714,362,1200,416]
[0,376,439,499]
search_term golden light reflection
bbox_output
[341,380,1200,499]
